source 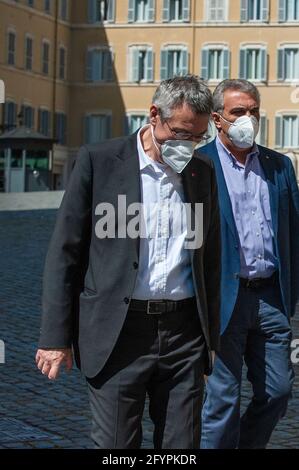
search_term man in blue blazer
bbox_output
[199,79,299,449]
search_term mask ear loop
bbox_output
[218,114,234,142]
[151,124,162,154]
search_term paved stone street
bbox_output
[0,209,298,449]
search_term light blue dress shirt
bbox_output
[216,136,278,279]
[132,126,195,300]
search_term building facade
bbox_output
[0,0,299,189]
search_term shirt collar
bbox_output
[216,135,259,168]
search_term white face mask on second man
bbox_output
[220,115,259,149]
[151,125,196,173]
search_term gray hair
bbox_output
[152,75,213,119]
[213,79,260,113]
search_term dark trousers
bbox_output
[86,304,206,449]
[201,282,294,449]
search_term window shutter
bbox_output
[239,49,247,79]
[124,115,130,136]
[278,0,286,22]
[131,48,139,82]
[201,48,209,80]
[223,49,230,79]
[181,49,188,75]
[260,115,267,146]
[277,48,285,81]
[260,48,267,81]
[275,115,283,147]
[183,0,190,22]
[262,0,269,22]
[146,49,154,81]
[105,51,113,81]
[107,0,115,22]
[48,111,52,137]
[160,49,169,80]
[128,0,135,22]
[256,115,267,146]
[105,115,112,139]
[38,108,42,133]
[148,0,155,22]
[88,0,96,23]
[85,115,91,144]
[162,0,170,22]
[86,49,93,81]
[240,0,248,22]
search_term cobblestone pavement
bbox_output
[0,210,298,449]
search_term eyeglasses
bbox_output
[164,119,211,142]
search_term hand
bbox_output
[35,348,73,380]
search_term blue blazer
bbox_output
[198,139,299,334]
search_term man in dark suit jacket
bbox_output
[36,75,221,449]
[199,79,299,449]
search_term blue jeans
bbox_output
[201,282,294,449]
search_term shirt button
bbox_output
[133,262,138,269]
[124,297,130,304]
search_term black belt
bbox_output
[129,297,197,314]
[239,271,278,289]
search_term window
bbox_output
[162,0,190,22]
[239,47,267,81]
[59,47,66,80]
[240,0,269,22]
[85,114,112,144]
[126,114,148,134]
[128,0,155,22]
[86,48,113,81]
[38,109,51,136]
[206,0,228,21]
[276,115,299,148]
[27,0,34,7]
[278,0,299,21]
[42,41,50,75]
[4,101,17,130]
[201,47,230,80]
[160,47,188,79]
[25,36,33,71]
[255,114,267,146]
[60,0,68,20]
[44,0,51,13]
[7,31,16,66]
[129,46,153,82]
[278,46,299,81]
[88,0,115,23]
[21,105,35,129]
[55,113,67,145]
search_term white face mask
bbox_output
[151,125,196,173]
[221,115,259,149]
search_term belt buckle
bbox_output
[147,300,164,315]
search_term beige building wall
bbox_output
[1,0,299,186]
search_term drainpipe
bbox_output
[191,0,197,74]
[51,0,59,190]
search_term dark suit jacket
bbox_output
[38,132,221,378]
[198,139,299,335]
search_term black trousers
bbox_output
[86,303,206,449]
